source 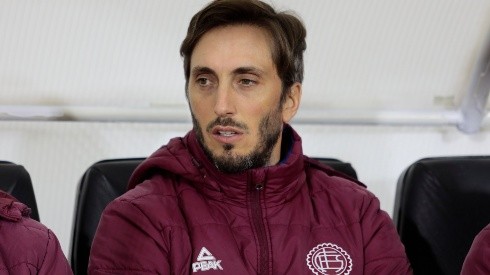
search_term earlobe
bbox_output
[282,83,302,123]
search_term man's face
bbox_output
[187,25,293,173]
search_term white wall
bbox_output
[1,120,489,256]
[2,0,489,111]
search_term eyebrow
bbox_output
[191,66,265,78]
[191,66,216,78]
[232,66,265,76]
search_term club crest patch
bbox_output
[306,243,353,275]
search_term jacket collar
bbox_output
[185,124,306,207]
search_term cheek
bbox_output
[189,101,207,128]
[248,108,273,134]
[189,97,210,118]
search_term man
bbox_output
[461,223,490,275]
[89,0,412,274]
[0,190,72,274]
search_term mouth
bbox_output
[218,131,236,137]
[211,126,244,143]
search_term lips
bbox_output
[212,126,243,136]
[211,126,243,143]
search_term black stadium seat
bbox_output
[314,157,358,180]
[70,157,357,275]
[393,156,490,275]
[70,158,141,275]
[0,161,40,221]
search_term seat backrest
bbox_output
[314,157,358,180]
[70,157,357,275]
[70,158,141,275]
[0,161,40,221]
[393,156,490,275]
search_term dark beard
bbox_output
[192,106,283,174]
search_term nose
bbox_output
[214,84,236,117]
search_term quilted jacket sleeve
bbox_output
[461,224,490,275]
[38,230,73,275]
[0,191,72,275]
[88,199,170,275]
[361,195,412,274]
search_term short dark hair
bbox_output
[180,0,306,102]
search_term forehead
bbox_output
[190,24,275,72]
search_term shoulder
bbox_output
[304,157,373,199]
[0,193,70,274]
[0,194,51,240]
[103,173,192,228]
[0,207,53,270]
[303,157,380,224]
[462,224,490,274]
[0,213,51,240]
[118,172,184,203]
[470,224,490,255]
[474,224,490,241]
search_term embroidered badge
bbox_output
[306,243,353,275]
[192,247,223,273]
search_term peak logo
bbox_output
[192,247,223,273]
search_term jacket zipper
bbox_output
[250,181,269,275]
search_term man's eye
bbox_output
[197,78,210,86]
[240,79,256,86]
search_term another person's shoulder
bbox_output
[0,193,50,249]
[473,223,490,241]
[461,223,490,275]
[0,192,72,274]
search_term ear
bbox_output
[282,82,302,123]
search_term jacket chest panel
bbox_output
[172,222,364,275]
[171,192,364,275]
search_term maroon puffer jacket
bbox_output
[461,223,490,275]
[89,125,411,274]
[0,191,72,275]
